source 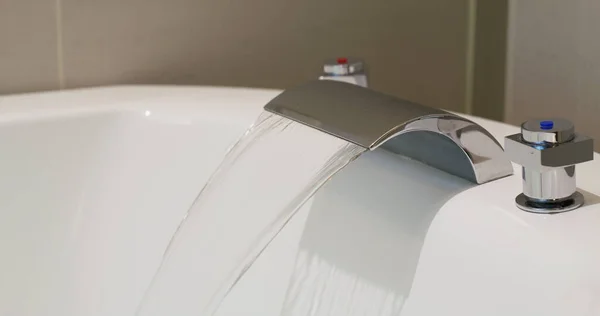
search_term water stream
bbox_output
[136,112,365,315]
[278,150,473,316]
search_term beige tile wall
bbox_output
[472,0,508,122]
[1,0,473,112]
[0,0,60,94]
[506,0,600,150]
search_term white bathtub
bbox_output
[1,86,599,316]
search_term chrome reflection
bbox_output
[374,116,513,184]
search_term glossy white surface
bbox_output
[0,86,599,315]
[0,87,276,315]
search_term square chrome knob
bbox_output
[505,119,594,213]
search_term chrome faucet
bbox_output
[264,80,513,184]
[319,57,368,88]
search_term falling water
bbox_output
[136,112,365,315]
[278,150,473,316]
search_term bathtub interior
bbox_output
[1,87,600,316]
[0,101,475,315]
[0,108,249,315]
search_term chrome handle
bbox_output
[318,57,368,88]
[505,119,594,213]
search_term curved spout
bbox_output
[264,80,513,184]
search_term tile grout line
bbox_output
[464,0,477,115]
[55,0,65,89]
[503,0,517,122]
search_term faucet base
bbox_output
[515,191,584,214]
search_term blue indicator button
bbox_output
[540,120,554,130]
